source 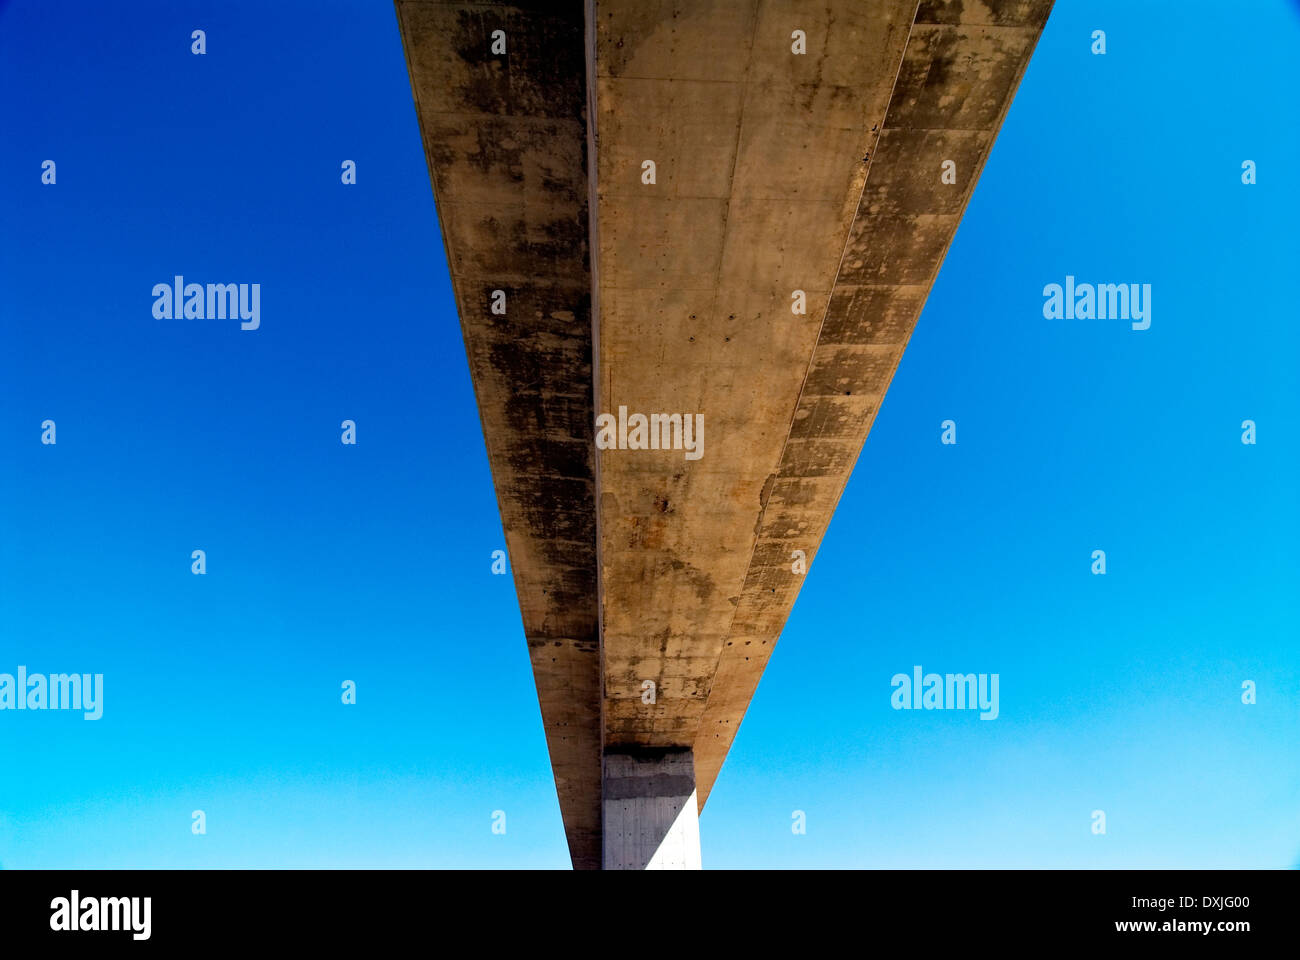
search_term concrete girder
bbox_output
[397,0,1053,867]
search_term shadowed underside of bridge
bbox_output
[397,0,1051,868]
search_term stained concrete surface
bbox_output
[397,0,1052,867]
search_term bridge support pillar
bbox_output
[601,747,702,870]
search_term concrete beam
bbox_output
[397,0,1053,867]
[693,0,1054,807]
[602,748,702,870]
[590,0,918,759]
[394,0,603,870]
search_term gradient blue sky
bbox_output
[1,0,1296,869]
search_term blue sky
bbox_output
[1,0,1296,868]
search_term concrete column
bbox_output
[602,747,702,870]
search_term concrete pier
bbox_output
[602,749,701,870]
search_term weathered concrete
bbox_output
[397,0,1052,867]
[691,0,1056,806]
[591,0,918,760]
[395,0,603,870]
[602,748,701,870]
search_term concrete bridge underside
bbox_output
[397,0,1051,869]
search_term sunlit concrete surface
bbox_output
[602,749,701,870]
[397,0,1052,868]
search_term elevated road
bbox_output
[397,0,1052,868]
